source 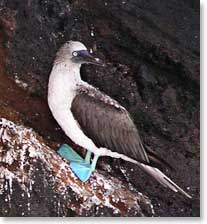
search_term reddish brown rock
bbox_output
[0,118,153,216]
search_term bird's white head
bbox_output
[55,40,104,66]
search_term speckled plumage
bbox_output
[77,84,124,110]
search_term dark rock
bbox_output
[137,64,158,86]
[161,87,177,108]
[0,0,199,216]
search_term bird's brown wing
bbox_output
[71,85,192,198]
[71,85,149,164]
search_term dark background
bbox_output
[0,0,199,216]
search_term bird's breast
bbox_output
[48,69,77,119]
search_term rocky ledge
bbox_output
[0,0,199,217]
[0,118,153,217]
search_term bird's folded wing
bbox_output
[71,84,149,163]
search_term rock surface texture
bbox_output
[0,118,153,216]
[0,0,199,217]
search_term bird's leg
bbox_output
[84,150,92,164]
[90,155,99,172]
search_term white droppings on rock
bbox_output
[14,77,28,90]
[0,118,153,216]
[90,30,95,37]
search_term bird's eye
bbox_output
[72,51,78,57]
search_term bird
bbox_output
[48,40,191,198]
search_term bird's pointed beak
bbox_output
[74,50,105,66]
[87,55,105,66]
[83,52,105,66]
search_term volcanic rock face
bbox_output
[0,118,153,217]
[0,0,199,217]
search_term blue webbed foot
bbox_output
[70,162,92,182]
[70,154,99,181]
[58,144,84,163]
[58,144,99,182]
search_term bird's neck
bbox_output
[48,61,83,110]
[48,61,83,118]
[50,61,82,88]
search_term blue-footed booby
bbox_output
[48,40,191,198]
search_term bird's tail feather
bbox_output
[100,147,191,198]
[137,163,192,199]
[144,145,174,171]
